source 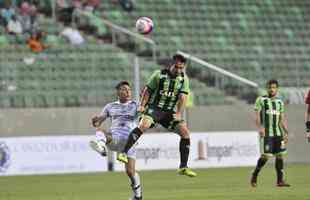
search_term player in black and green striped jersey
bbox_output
[251,79,290,187]
[120,54,196,177]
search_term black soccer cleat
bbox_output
[131,196,142,200]
[277,181,291,187]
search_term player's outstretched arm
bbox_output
[138,70,159,112]
[138,86,151,113]
[91,115,107,127]
[175,94,187,120]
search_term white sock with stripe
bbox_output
[130,172,142,198]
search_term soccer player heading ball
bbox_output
[251,79,290,187]
[120,53,197,177]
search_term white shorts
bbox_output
[96,131,136,159]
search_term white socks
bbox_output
[95,130,107,144]
[130,172,142,198]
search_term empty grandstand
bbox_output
[0,0,309,108]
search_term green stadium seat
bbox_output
[46,35,60,45]
[0,95,11,108]
[107,11,123,24]
[0,35,9,46]
[2,0,309,107]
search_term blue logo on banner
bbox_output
[0,142,10,172]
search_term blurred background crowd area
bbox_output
[0,0,309,109]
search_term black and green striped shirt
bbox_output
[254,95,285,137]
[146,69,190,112]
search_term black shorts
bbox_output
[143,107,184,131]
[261,136,287,156]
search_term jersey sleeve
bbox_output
[280,100,285,113]
[254,97,262,111]
[305,90,310,104]
[99,104,110,118]
[180,75,190,95]
[146,70,161,92]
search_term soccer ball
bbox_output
[135,17,154,35]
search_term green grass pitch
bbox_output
[0,164,309,200]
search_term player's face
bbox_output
[171,61,185,76]
[117,84,132,102]
[267,83,278,97]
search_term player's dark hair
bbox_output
[173,54,187,64]
[267,79,279,87]
[115,81,130,90]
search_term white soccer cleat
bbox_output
[130,183,142,200]
[89,140,107,156]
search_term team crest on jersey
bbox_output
[0,142,11,173]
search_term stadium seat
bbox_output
[0,35,9,46]
[101,0,309,88]
[2,1,308,107]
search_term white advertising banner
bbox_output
[0,136,107,176]
[0,132,259,175]
[114,131,260,171]
[114,133,180,171]
[190,132,260,168]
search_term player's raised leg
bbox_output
[123,116,152,154]
[89,129,111,156]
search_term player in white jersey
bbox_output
[90,81,142,200]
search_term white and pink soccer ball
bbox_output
[135,17,154,35]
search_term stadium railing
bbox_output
[177,51,259,103]
[73,10,158,62]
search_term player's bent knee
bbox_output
[138,124,148,132]
[138,118,152,131]
[276,154,283,159]
[261,154,270,160]
[177,123,190,138]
